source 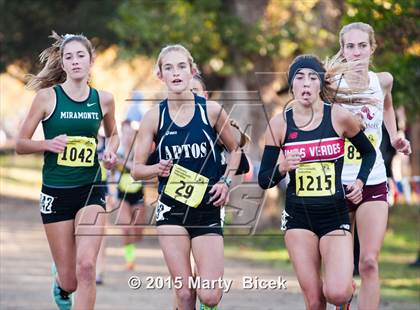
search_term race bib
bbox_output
[344,133,377,165]
[296,162,335,197]
[119,172,142,193]
[40,192,54,214]
[57,136,96,167]
[164,164,209,208]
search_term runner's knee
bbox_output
[60,273,77,293]
[324,285,351,305]
[198,289,222,307]
[359,255,379,277]
[57,267,77,292]
[76,258,96,284]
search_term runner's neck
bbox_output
[61,80,90,101]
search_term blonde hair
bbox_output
[26,31,94,91]
[155,44,199,76]
[323,58,379,106]
[331,22,377,64]
[324,23,379,106]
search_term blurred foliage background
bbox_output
[1,0,419,302]
[2,0,419,172]
[1,0,418,113]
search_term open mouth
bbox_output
[72,68,81,72]
[172,79,183,85]
[301,91,311,98]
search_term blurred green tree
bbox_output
[0,0,119,75]
[111,0,344,157]
[111,0,341,85]
[341,0,420,118]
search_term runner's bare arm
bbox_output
[380,72,398,141]
[131,107,172,180]
[99,91,119,153]
[379,72,411,155]
[265,113,286,147]
[16,88,67,154]
[99,91,119,169]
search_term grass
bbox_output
[224,230,292,271]
[379,206,420,301]
[225,206,420,302]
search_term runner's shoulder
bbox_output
[376,72,393,90]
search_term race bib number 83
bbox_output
[296,162,335,197]
[57,136,96,167]
[344,133,377,165]
[164,164,209,208]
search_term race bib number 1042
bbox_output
[57,136,96,167]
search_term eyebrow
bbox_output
[64,50,86,56]
[163,61,188,67]
[295,71,317,75]
[346,41,368,45]
[295,71,319,77]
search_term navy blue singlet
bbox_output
[155,94,223,207]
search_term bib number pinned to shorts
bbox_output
[164,164,209,208]
[296,162,335,197]
[344,133,377,165]
[40,192,54,214]
[57,136,96,167]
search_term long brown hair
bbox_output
[229,120,251,148]
[287,54,378,106]
[26,31,94,91]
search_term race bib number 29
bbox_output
[57,136,96,167]
[296,162,335,197]
[164,164,209,208]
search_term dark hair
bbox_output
[193,74,206,91]
[288,54,326,88]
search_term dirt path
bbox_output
[0,195,417,309]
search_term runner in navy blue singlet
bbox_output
[131,45,242,310]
